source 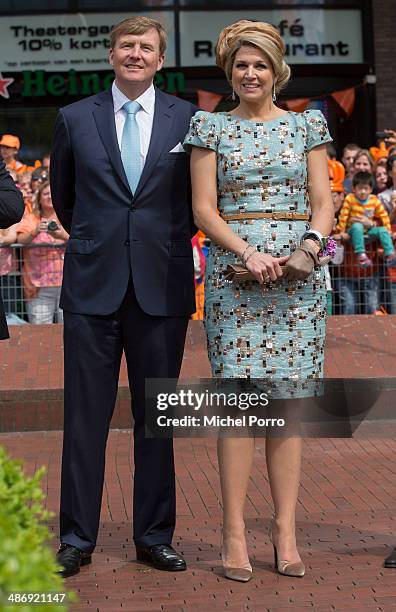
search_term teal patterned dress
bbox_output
[184,110,332,394]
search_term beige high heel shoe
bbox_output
[221,530,253,583]
[270,520,305,578]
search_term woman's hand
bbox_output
[244,250,290,284]
[38,219,49,233]
[282,240,320,281]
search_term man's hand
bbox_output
[384,129,396,147]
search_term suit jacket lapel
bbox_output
[92,90,131,194]
[133,88,175,199]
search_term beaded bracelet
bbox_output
[241,244,256,266]
[240,244,253,263]
[244,247,257,265]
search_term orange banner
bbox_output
[284,98,310,112]
[197,89,223,112]
[331,87,355,117]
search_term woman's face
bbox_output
[375,166,388,191]
[354,154,371,173]
[332,191,344,213]
[39,185,53,212]
[231,45,275,105]
[19,177,32,198]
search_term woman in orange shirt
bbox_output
[16,181,68,324]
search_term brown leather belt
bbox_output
[221,211,310,221]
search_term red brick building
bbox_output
[373,0,396,130]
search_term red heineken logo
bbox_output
[0,72,14,99]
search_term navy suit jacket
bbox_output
[0,160,24,339]
[50,88,198,317]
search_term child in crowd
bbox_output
[336,171,396,268]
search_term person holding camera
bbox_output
[16,181,68,324]
[0,158,24,338]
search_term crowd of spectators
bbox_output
[327,128,396,314]
[0,134,68,324]
[1,126,396,324]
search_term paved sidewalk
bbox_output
[2,317,396,432]
[1,428,395,611]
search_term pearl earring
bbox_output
[272,84,277,102]
[232,90,236,101]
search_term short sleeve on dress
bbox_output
[183,111,219,152]
[304,109,332,151]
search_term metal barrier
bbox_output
[0,242,394,323]
[0,243,65,324]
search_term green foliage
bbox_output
[0,445,74,611]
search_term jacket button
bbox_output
[125,240,130,246]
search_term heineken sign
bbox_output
[15,69,185,97]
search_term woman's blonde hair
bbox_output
[33,181,51,216]
[216,20,290,95]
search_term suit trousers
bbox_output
[60,278,189,552]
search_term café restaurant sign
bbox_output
[0,12,176,72]
[0,8,362,73]
[180,9,363,65]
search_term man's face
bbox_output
[0,145,17,162]
[42,155,50,169]
[109,29,164,89]
[342,149,357,175]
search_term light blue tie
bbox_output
[121,100,141,194]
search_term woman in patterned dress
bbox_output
[184,20,334,582]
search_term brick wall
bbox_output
[373,0,396,129]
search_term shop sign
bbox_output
[180,9,363,65]
[18,69,185,97]
[0,12,176,72]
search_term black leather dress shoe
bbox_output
[56,543,92,577]
[135,544,187,571]
[384,547,396,568]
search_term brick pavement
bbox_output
[1,428,395,611]
[1,318,396,609]
[2,317,396,431]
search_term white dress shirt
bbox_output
[112,81,155,171]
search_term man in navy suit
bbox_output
[0,159,24,339]
[50,16,198,577]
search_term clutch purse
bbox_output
[224,263,256,282]
[223,255,331,283]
